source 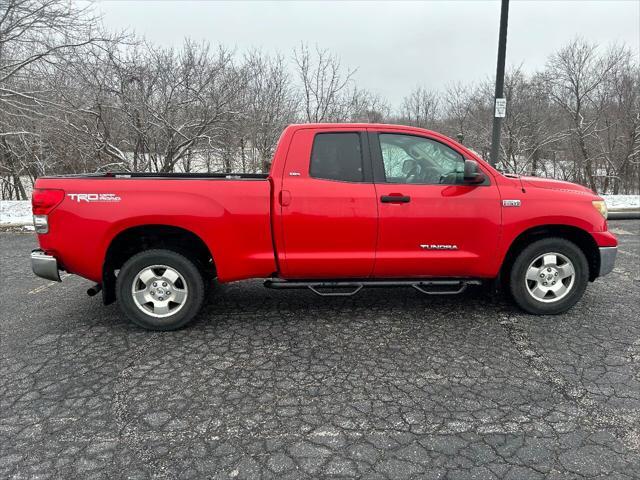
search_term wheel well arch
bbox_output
[500,224,600,285]
[102,224,215,304]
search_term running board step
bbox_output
[263,279,482,297]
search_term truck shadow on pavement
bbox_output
[193,280,513,326]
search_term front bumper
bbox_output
[31,249,61,282]
[598,246,617,277]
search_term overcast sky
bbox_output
[94,0,640,107]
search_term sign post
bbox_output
[489,0,510,167]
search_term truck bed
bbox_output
[34,175,277,283]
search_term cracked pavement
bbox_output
[1,220,639,479]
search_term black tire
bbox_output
[509,238,589,315]
[116,249,205,331]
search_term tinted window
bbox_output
[379,134,464,184]
[310,133,364,182]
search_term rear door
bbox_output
[370,129,501,278]
[278,127,378,278]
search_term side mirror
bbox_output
[463,160,486,184]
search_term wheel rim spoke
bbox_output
[153,302,170,315]
[163,268,180,285]
[172,289,187,304]
[526,266,540,282]
[556,263,574,279]
[543,254,558,267]
[138,268,156,285]
[133,290,149,304]
[550,283,568,297]
[531,285,549,299]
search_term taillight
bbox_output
[32,189,64,234]
[32,188,65,215]
[33,215,49,234]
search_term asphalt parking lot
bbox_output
[1,220,639,479]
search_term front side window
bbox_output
[309,133,364,182]
[378,133,464,184]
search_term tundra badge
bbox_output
[420,244,458,250]
[502,199,521,207]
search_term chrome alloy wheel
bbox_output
[525,252,575,303]
[131,265,188,318]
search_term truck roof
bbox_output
[285,123,439,136]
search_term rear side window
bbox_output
[309,133,364,182]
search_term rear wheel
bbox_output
[116,249,205,330]
[509,238,588,315]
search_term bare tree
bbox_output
[241,50,298,171]
[491,68,570,175]
[293,43,355,122]
[545,38,627,191]
[0,0,104,84]
[0,0,115,197]
[345,87,389,123]
[400,86,439,128]
[591,50,640,193]
[62,40,246,173]
[1,6,638,198]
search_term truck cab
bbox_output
[272,125,501,279]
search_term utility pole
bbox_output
[489,0,510,167]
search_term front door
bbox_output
[370,130,501,278]
[279,128,378,278]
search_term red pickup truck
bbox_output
[31,123,617,330]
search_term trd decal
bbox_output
[67,193,121,203]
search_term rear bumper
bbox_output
[31,249,61,282]
[598,246,617,277]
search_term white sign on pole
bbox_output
[495,98,507,118]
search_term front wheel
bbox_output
[509,238,589,315]
[116,249,205,330]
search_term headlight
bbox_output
[592,200,608,219]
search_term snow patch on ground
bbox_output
[1,195,639,227]
[602,195,640,210]
[1,200,33,226]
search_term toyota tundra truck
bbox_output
[30,123,617,330]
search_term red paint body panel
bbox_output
[278,127,378,278]
[367,126,502,278]
[373,183,502,277]
[34,123,617,287]
[35,178,276,283]
[494,176,616,267]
